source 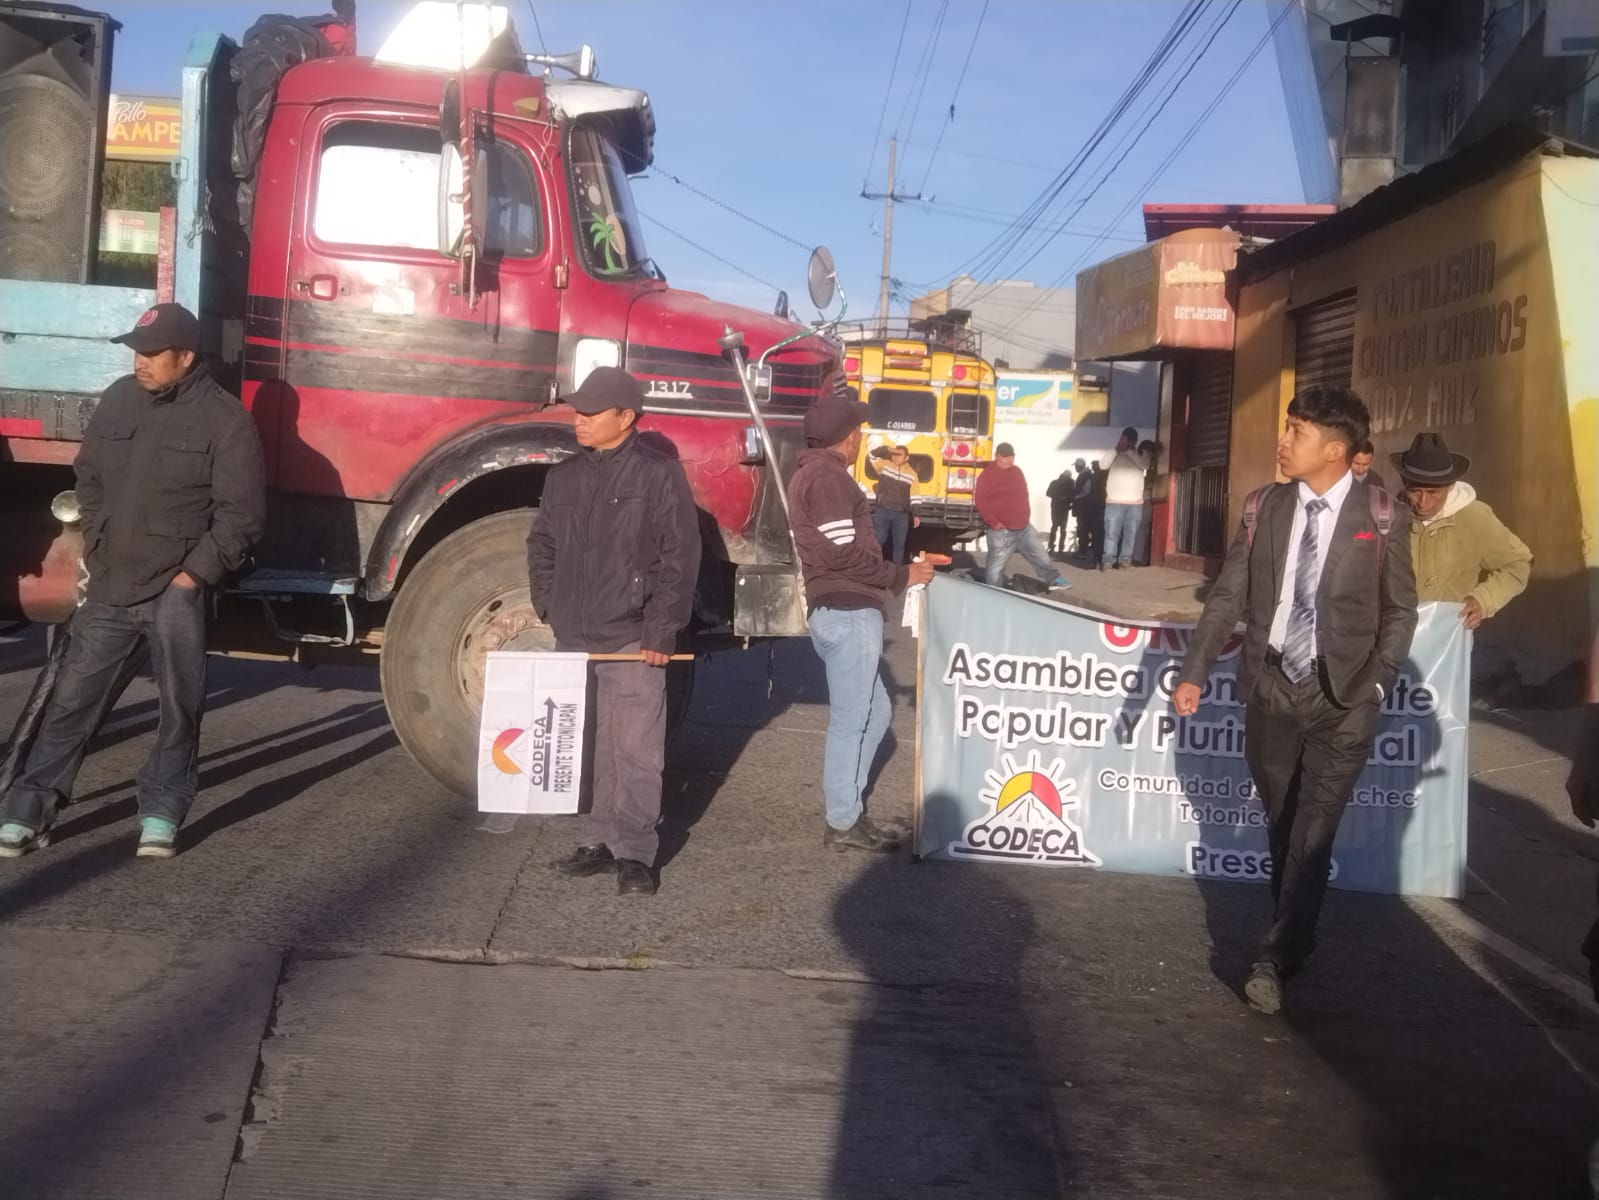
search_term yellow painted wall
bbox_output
[1540,157,1599,647]
[1229,148,1595,672]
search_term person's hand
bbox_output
[1569,708,1599,828]
[912,516,921,528]
[906,561,935,587]
[170,570,199,590]
[1172,682,1201,716]
[640,649,671,668]
[1460,596,1485,629]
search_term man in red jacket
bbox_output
[974,444,1070,592]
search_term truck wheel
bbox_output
[380,509,694,798]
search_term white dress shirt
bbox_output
[1268,470,1353,654]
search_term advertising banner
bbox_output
[915,576,1469,898]
[106,95,182,162]
[99,210,160,255]
[995,373,1073,426]
[478,652,589,814]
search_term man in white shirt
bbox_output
[1170,386,1416,1015]
[1103,427,1148,569]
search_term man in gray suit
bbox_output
[1172,386,1417,1014]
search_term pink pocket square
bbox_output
[1353,531,1376,541]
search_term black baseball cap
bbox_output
[994,442,1015,457]
[568,366,645,415]
[804,394,869,446]
[111,302,201,354]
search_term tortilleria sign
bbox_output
[106,94,181,162]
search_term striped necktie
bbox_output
[1281,497,1328,683]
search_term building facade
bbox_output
[1229,129,1598,677]
[1274,0,1599,205]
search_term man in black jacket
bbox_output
[1172,386,1416,1014]
[789,391,933,852]
[0,303,265,860]
[528,367,700,895]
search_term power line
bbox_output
[917,199,1145,244]
[897,0,952,187]
[523,1,547,54]
[917,0,990,194]
[985,0,1293,346]
[899,0,1210,292]
[652,170,812,251]
[639,211,784,296]
[863,0,915,190]
[982,0,1246,293]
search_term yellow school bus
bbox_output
[838,316,995,540]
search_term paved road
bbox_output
[1,615,1595,1199]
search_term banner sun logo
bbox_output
[950,752,1101,867]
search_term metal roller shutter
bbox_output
[1292,291,1357,394]
[1184,351,1233,469]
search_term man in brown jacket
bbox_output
[1393,433,1532,630]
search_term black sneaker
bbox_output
[554,844,615,877]
[1244,961,1284,1014]
[616,859,657,896]
[823,816,905,854]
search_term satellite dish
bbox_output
[807,246,836,311]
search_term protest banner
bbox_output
[477,652,588,814]
[914,575,1470,898]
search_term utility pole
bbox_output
[861,136,923,327]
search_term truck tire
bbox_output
[380,509,693,798]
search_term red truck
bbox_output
[0,5,837,795]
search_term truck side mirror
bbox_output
[437,141,488,258]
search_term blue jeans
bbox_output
[983,525,1060,588]
[808,606,891,831]
[1,588,209,832]
[1104,502,1144,566]
[872,507,911,565]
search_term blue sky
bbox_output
[101,0,1303,336]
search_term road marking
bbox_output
[1407,895,1599,1091]
[1471,755,1569,779]
[1409,895,1591,1006]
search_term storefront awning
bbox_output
[1074,228,1239,361]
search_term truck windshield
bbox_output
[569,126,648,276]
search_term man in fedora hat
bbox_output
[1394,432,1531,630]
[0,302,265,860]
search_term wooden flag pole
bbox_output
[585,652,696,661]
[911,586,925,862]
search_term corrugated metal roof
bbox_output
[1235,124,1597,284]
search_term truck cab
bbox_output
[0,6,838,796]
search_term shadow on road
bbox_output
[830,855,1066,1198]
[1188,652,1599,1199]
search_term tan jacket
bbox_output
[1409,483,1532,615]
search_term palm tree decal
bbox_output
[588,213,626,273]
